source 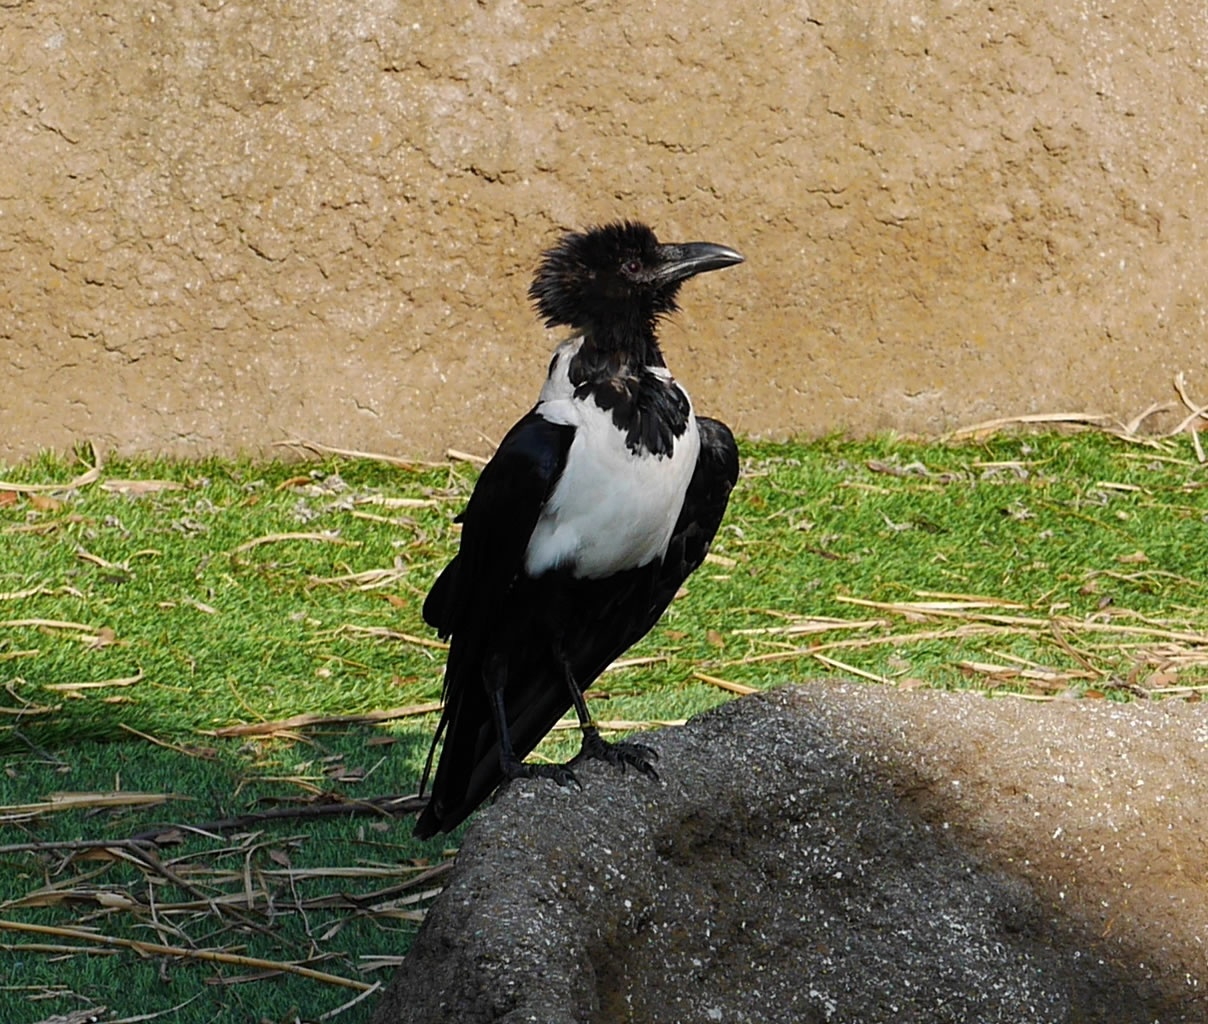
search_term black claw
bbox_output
[551,764,582,790]
[574,730,660,780]
[501,756,581,790]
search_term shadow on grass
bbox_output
[0,719,454,1024]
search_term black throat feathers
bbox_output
[567,340,691,459]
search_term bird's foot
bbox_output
[573,726,659,780]
[500,753,581,790]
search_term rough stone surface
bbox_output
[372,683,1203,1024]
[5,3,1208,461]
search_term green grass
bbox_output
[2,431,1207,1022]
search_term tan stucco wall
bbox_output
[3,1,1205,461]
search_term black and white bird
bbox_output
[413,220,743,838]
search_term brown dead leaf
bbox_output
[44,668,143,691]
[101,479,184,495]
[0,491,16,507]
[276,475,314,490]
[84,626,118,650]
[706,629,725,648]
[29,494,62,512]
[382,593,408,609]
[692,671,758,696]
[144,828,186,846]
[1117,551,1149,564]
[268,847,292,868]
[11,890,72,908]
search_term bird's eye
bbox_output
[623,258,642,276]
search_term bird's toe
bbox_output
[574,730,660,780]
[503,756,582,790]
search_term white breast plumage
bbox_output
[524,338,700,580]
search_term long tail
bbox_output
[413,650,573,838]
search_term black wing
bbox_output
[422,410,574,641]
[414,416,738,838]
[414,412,573,820]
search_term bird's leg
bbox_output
[486,664,579,789]
[559,652,659,780]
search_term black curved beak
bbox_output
[654,242,745,285]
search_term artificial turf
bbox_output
[2,430,1206,1022]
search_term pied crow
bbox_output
[413,220,743,838]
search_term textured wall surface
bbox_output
[4,1,1206,460]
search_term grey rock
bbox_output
[373,686,1189,1023]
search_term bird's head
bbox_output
[528,221,743,340]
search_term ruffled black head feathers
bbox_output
[528,221,742,335]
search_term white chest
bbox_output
[523,339,700,579]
